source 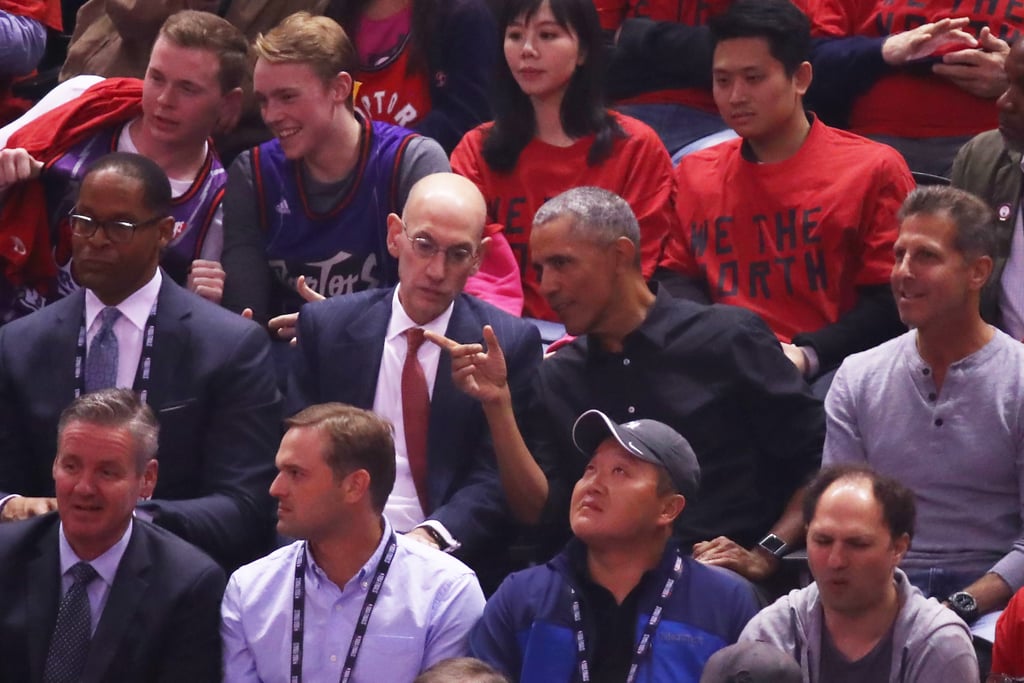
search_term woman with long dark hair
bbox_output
[326,0,497,153]
[452,0,679,321]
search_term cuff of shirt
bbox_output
[416,520,461,554]
[799,345,821,378]
[0,493,21,519]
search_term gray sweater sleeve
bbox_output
[221,151,272,324]
[394,135,451,211]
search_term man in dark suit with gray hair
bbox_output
[0,388,225,683]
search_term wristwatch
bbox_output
[947,591,979,623]
[757,533,790,559]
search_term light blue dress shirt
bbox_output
[220,517,485,682]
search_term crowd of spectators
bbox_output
[1,0,1023,681]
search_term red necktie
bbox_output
[402,328,431,513]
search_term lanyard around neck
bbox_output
[571,550,684,683]
[75,302,158,402]
[290,530,398,683]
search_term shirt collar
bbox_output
[84,269,162,332]
[384,285,454,342]
[585,283,669,360]
[58,519,134,588]
[305,517,395,591]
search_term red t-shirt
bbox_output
[662,116,914,342]
[354,31,432,130]
[994,588,1024,676]
[812,0,1024,137]
[452,112,678,320]
[2,0,61,31]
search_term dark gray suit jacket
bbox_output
[0,275,283,568]
[0,513,225,683]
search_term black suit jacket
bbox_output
[0,275,283,568]
[287,288,541,564]
[0,513,225,683]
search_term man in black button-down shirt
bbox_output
[433,186,824,582]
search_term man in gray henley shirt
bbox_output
[824,185,1024,626]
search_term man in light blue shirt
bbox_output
[221,402,486,682]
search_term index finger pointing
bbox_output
[423,329,460,352]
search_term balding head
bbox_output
[403,173,488,244]
[386,173,490,324]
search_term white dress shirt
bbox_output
[372,287,453,533]
[84,269,161,389]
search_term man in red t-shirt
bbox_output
[807,0,1018,176]
[659,0,914,393]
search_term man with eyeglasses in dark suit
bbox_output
[0,152,282,571]
[287,172,540,589]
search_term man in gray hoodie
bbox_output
[741,465,978,683]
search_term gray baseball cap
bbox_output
[571,410,700,499]
[699,642,802,683]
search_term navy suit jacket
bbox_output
[0,275,283,569]
[287,287,541,563]
[0,513,225,683]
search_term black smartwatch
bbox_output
[947,591,979,623]
[420,526,450,552]
[757,533,789,559]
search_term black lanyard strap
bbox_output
[290,530,398,683]
[571,550,684,683]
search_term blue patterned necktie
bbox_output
[43,561,99,683]
[85,307,121,392]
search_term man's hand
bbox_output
[405,527,441,550]
[187,259,226,304]
[780,342,808,376]
[693,536,779,582]
[267,275,325,344]
[0,496,57,521]
[881,17,976,66]
[934,27,1011,99]
[0,148,44,191]
[424,325,510,406]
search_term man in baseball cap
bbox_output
[470,410,760,682]
[699,641,802,683]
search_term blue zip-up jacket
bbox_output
[471,538,760,682]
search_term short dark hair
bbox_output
[82,152,172,217]
[57,388,159,473]
[709,0,811,76]
[803,465,916,541]
[534,187,642,267]
[898,185,997,260]
[285,403,396,512]
[414,657,511,683]
[158,10,250,92]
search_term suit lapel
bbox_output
[80,525,152,683]
[142,277,191,409]
[336,292,392,408]
[54,291,86,402]
[26,524,61,683]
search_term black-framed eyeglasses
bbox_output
[68,212,164,244]
[402,223,477,267]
